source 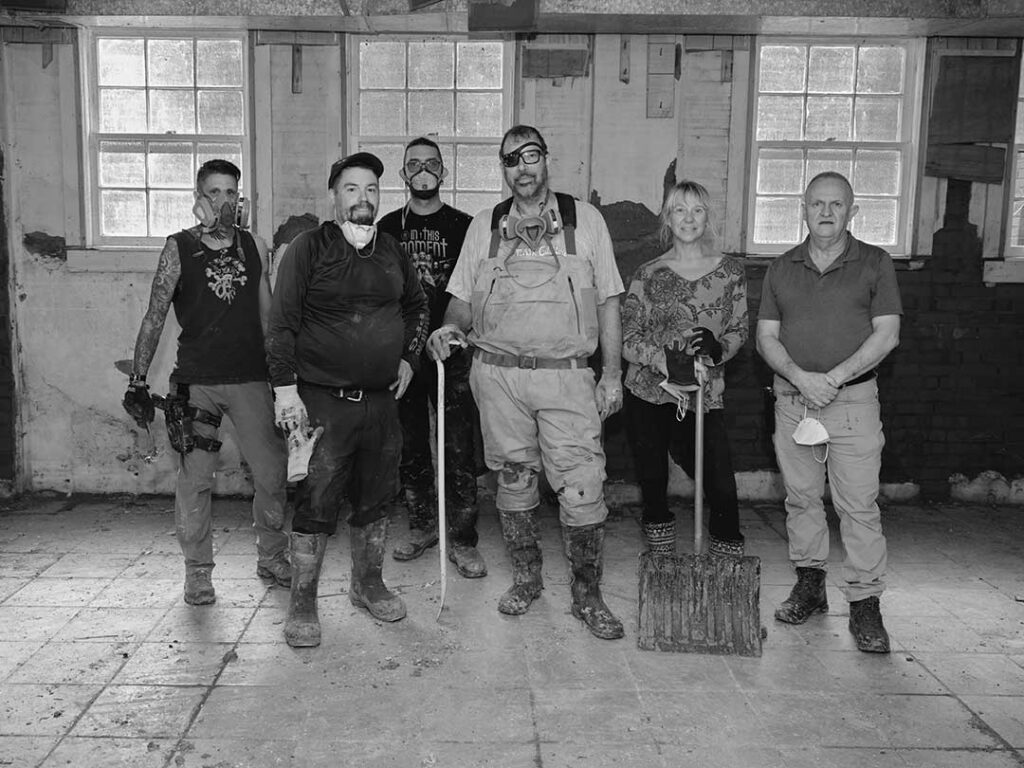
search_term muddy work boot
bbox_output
[563,523,624,640]
[257,553,292,587]
[449,541,487,579]
[284,532,327,648]
[392,486,438,561]
[497,508,543,615]
[642,520,676,555]
[775,566,829,624]
[350,518,406,622]
[184,566,216,605]
[848,595,890,653]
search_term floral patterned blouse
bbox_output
[622,254,748,411]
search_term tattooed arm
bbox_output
[131,237,181,377]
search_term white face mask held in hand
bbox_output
[792,405,829,463]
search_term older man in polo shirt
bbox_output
[756,171,902,654]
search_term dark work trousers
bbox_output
[398,349,479,546]
[292,385,402,535]
[624,390,743,543]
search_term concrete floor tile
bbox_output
[0,577,30,603]
[627,648,738,691]
[39,736,172,767]
[53,607,168,643]
[70,684,207,738]
[147,605,256,644]
[0,735,60,767]
[886,615,991,653]
[542,741,670,767]
[753,692,1003,749]
[91,578,181,609]
[778,746,917,767]
[0,553,62,578]
[39,552,137,578]
[644,690,770,746]
[0,683,102,736]
[915,652,1024,695]
[206,553,265,579]
[116,641,237,686]
[808,650,947,694]
[649,745,792,768]
[293,740,540,768]
[118,553,185,579]
[4,577,112,607]
[897,748,1024,767]
[0,606,79,642]
[961,695,1024,748]
[8,640,133,685]
[187,686,310,740]
[0,641,47,682]
[163,737,299,768]
[725,648,837,693]
[532,687,651,744]
[525,636,637,689]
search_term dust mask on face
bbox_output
[341,221,376,250]
[793,405,829,462]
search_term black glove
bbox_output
[689,326,723,364]
[664,341,697,387]
[122,381,155,427]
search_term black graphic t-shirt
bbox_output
[169,228,268,385]
[378,203,473,333]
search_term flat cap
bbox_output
[328,152,384,190]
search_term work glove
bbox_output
[686,326,723,364]
[122,380,155,427]
[273,384,308,433]
[664,341,697,388]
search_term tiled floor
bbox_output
[0,491,1022,767]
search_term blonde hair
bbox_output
[659,180,719,249]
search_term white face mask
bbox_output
[793,406,829,462]
[341,221,376,250]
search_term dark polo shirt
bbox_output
[758,234,902,373]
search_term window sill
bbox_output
[983,259,1024,285]
[66,248,161,273]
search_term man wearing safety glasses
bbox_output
[378,138,486,579]
[427,125,626,640]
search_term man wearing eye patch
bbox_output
[427,125,626,641]
[378,137,485,579]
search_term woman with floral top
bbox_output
[621,180,748,557]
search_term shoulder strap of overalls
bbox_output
[554,192,576,256]
[487,197,515,259]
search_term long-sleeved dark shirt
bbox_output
[265,221,429,390]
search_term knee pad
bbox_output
[495,462,540,512]
[556,465,607,526]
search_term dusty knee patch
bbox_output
[556,465,606,525]
[496,462,540,511]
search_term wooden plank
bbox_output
[927,53,1018,144]
[925,143,1006,184]
[637,552,763,657]
[724,46,750,254]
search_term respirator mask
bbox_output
[341,220,377,250]
[792,405,829,463]
[498,209,561,253]
[193,196,249,232]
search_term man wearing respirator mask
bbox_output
[378,138,486,579]
[265,152,429,648]
[122,159,289,607]
[757,172,902,654]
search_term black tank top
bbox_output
[169,228,268,385]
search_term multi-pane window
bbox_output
[749,40,920,255]
[351,38,511,218]
[1007,69,1024,257]
[87,33,248,245]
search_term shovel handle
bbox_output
[436,357,447,621]
[693,378,705,553]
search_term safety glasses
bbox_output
[500,143,546,168]
[404,158,443,175]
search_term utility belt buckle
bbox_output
[334,388,363,402]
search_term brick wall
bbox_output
[602,213,1024,500]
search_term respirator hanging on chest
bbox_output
[498,209,561,252]
[341,220,377,250]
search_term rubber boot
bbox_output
[497,508,544,615]
[848,595,890,653]
[774,566,829,624]
[393,486,438,562]
[184,565,216,605]
[284,532,326,648]
[642,520,676,555]
[563,523,624,640]
[708,535,745,559]
[350,518,406,622]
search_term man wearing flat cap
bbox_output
[266,151,429,647]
